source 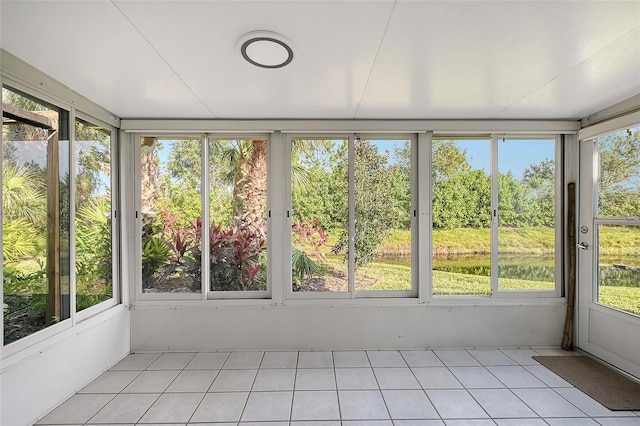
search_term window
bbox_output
[497,138,557,292]
[140,137,203,294]
[594,125,640,316]
[2,86,70,345]
[207,138,268,294]
[75,118,113,311]
[431,135,560,297]
[432,137,491,296]
[290,135,414,297]
[139,136,268,297]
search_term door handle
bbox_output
[577,242,589,250]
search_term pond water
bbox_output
[378,254,640,288]
[598,258,640,288]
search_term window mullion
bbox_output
[419,132,432,303]
[69,107,77,322]
[348,134,356,298]
[490,134,499,296]
[202,135,209,299]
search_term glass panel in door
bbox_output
[594,126,640,316]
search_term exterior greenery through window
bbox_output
[75,118,113,310]
[3,87,115,346]
[140,138,267,294]
[594,126,640,315]
[3,87,70,345]
[291,137,412,294]
[432,137,557,296]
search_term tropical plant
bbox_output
[141,235,171,289]
[332,139,398,267]
[291,220,327,284]
[2,160,46,225]
[2,219,43,262]
[75,198,111,280]
[292,248,319,285]
[205,222,266,291]
[3,263,46,295]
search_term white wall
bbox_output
[1,308,130,426]
[131,302,565,352]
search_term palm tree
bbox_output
[2,161,46,261]
[209,139,266,234]
[211,138,315,235]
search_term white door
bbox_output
[577,125,640,379]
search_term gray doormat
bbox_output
[533,355,640,411]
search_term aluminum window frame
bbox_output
[429,133,563,300]
[134,133,272,301]
[285,133,418,300]
[1,83,122,355]
[73,112,121,322]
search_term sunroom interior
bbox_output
[1,1,640,425]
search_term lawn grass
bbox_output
[320,259,640,315]
[378,227,556,255]
[378,226,640,256]
[600,286,640,316]
[598,226,640,256]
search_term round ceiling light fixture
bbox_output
[239,31,294,69]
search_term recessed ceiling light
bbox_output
[239,31,294,69]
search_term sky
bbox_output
[456,139,555,177]
[152,137,555,179]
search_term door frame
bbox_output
[576,126,640,379]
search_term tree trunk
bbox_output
[235,139,267,235]
[140,145,160,215]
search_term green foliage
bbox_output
[291,140,346,232]
[2,219,43,261]
[388,163,411,229]
[292,248,320,285]
[597,130,640,218]
[291,220,327,285]
[204,222,266,291]
[3,263,46,294]
[433,168,491,228]
[75,198,111,280]
[432,141,556,229]
[331,139,398,267]
[141,235,171,288]
[77,284,113,311]
[522,159,555,226]
[2,159,47,261]
[2,160,46,226]
[432,140,471,180]
[3,293,47,345]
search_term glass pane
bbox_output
[596,225,640,316]
[432,138,491,296]
[75,119,112,310]
[140,138,202,294]
[593,127,639,315]
[291,139,348,292]
[596,126,640,218]
[498,139,556,291]
[354,139,411,291]
[208,139,267,292]
[3,87,70,345]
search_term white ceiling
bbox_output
[1,0,639,120]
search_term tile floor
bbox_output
[37,348,640,425]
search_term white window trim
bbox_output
[428,134,563,300]
[133,134,272,301]
[284,133,418,300]
[73,111,121,322]
[1,81,123,356]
